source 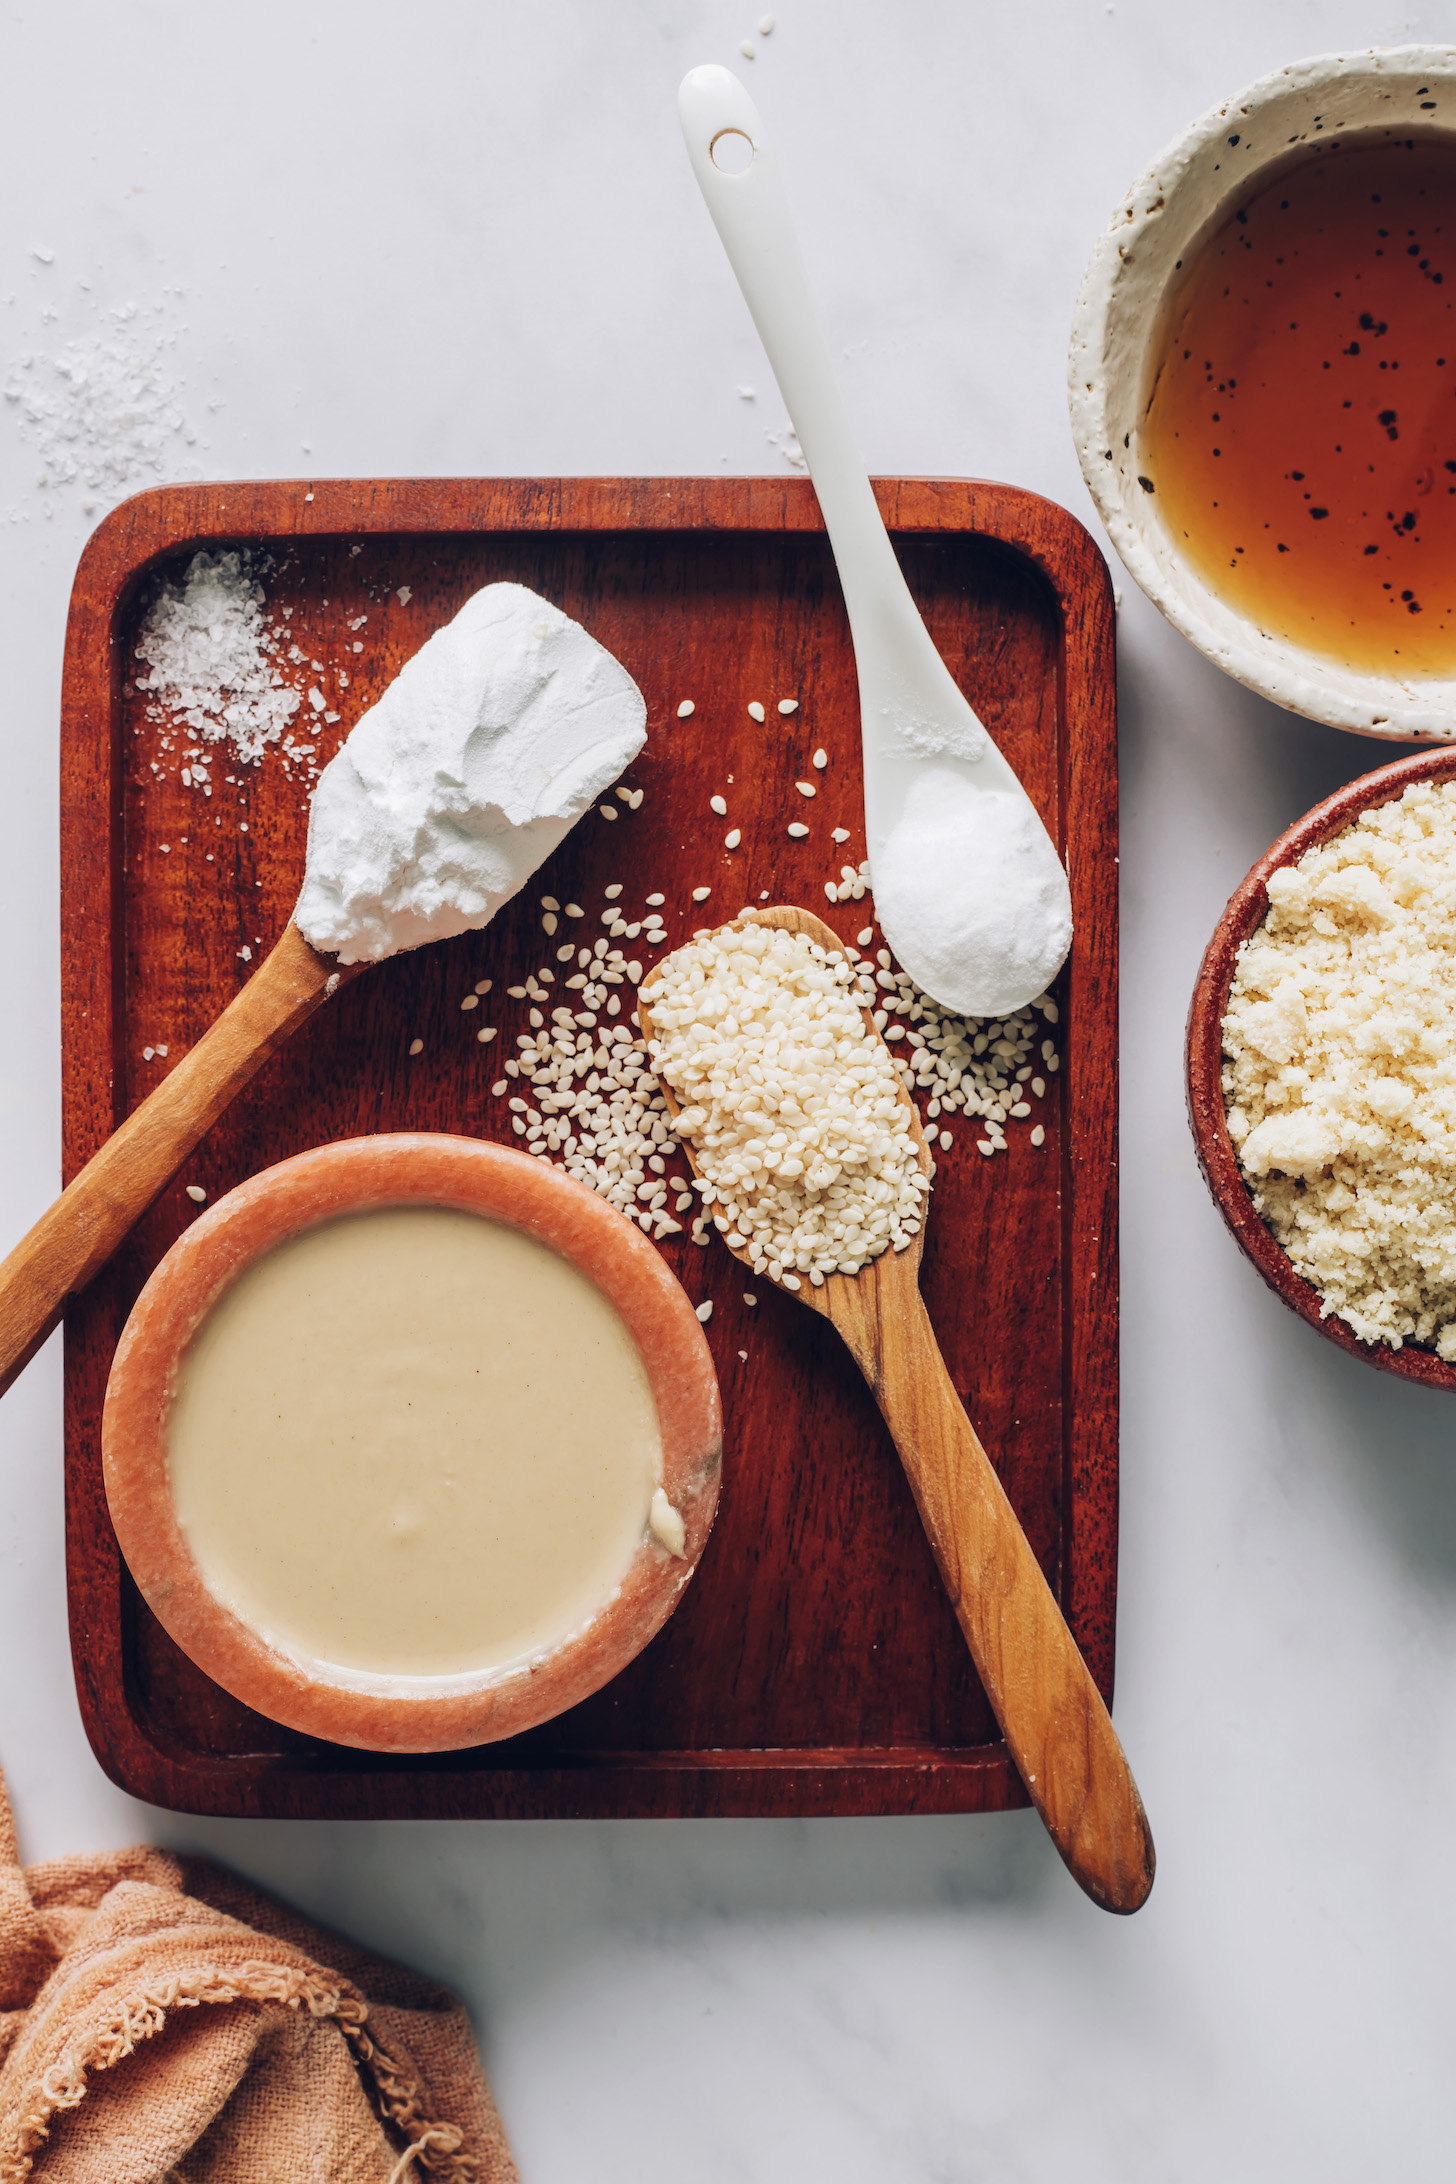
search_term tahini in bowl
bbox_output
[102,1132,723,1751]
[1187,745,1456,1390]
[1071,44,1456,740]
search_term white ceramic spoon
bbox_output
[679,65,1072,1018]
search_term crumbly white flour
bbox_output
[295,583,646,964]
[1223,778,1456,1357]
[134,550,302,775]
[875,768,1073,1019]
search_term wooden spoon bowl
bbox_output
[1187,744,1456,1392]
[641,905,1155,1914]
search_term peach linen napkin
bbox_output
[0,1772,515,2183]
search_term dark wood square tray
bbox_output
[60,475,1117,1818]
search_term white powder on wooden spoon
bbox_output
[295,583,646,964]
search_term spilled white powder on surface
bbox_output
[134,550,303,776]
[296,583,646,964]
[3,297,201,514]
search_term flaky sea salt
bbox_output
[135,550,301,768]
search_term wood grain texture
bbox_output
[0,924,346,1398]
[59,475,1119,1819]
[1187,741,1456,1392]
[643,905,1151,1911]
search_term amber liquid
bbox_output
[1142,135,1456,676]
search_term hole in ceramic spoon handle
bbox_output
[710,127,755,175]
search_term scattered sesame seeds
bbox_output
[743,1292,757,1307]
[812,749,827,769]
[777,698,798,714]
[787,822,809,838]
[857,928,873,945]
[461,994,480,1010]
[475,979,492,995]
[408,1038,424,1057]
[542,912,558,935]
[600,804,617,820]
[1030,1125,1045,1147]
[646,892,665,907]
[711,794,728,816]
[491,1079,508,1096]
[541,896,560,912]
[747,701,766,722]
[795,781,817,798]
[605,884,624,899]
[478,1026,498,1043]
[677,700,696,718]
[692,886,711,902]
[185,1184,207,1204]
[696,1299,714,1321]
[725,828,742,849]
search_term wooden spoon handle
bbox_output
[860,1291,1154,1913]
[0,923,341,1398]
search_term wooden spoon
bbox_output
[639,906,1154,1914]
[0,923,355,1398]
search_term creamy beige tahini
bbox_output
[166,1206,664,1677]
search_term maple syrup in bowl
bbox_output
[1072,47,1456,740]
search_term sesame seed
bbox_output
[615,786,633,803]
[795,781,817,798]
[478,1026,498,1043]
[557,944,574,963]
[725,828,742,849]
[605,883,624,899]
[599,804,617,820]
[812,748,827,769]
[787,822,809,839]
[747,701,766,721]
[408,1038,424,1056]
[696,1299,714,1322]
[677,700,695,717]
[491,1079,508,1095]
[540,895,560,912]
[777,698,798,714]
[781,1272,802,1290]
[542,912,558,935]
[185,1184,207,1204]
[646,892,665,906]
[711,794,728,816]
[475,979,492,994]
[461,994,480,1010]
[856,928,873,945]
[1030,1124,1045,1147]
[565,903,584,918]
[692,887,711,902]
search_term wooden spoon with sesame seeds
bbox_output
[639,906,1154,1916]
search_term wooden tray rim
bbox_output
[61,474,1119,1819]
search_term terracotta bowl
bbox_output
[1071,44,1456,739]
[1187,745,1456,1389]
[102,1133,723,1751]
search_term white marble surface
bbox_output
[2,3,1453,2175]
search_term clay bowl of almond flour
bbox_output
[1188,744,1456,1388]
[102,1133,722,1750]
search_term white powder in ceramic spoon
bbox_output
[295,583,646,964]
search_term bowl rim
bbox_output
[102,1131,723,1751]
[1070,43,1456,740]
[1186,745,1456,1389]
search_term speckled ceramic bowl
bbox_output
[1187,745,1456,1387]
[1071,45,1456,740]
[102,1133,723,1751]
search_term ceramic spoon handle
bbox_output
[847,1284,1155,1913]
[0,923,341,1398]
[678,64,933,666]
